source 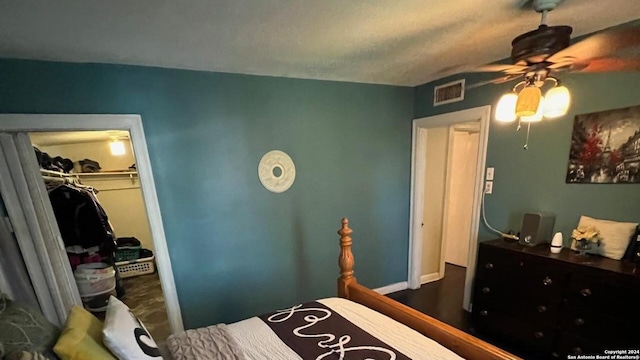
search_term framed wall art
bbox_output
[566,104,640,184]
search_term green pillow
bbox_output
[0,293,60,359]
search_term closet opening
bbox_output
[29,130,171,346]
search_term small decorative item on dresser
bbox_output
[550,232,563,254]
[571,225,602,256]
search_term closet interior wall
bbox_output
[37,139,154,251]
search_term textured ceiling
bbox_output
[0,0,639,86]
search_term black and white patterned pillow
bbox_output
[102,296,161,359]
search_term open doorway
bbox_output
[29,130,171,344]
[408,106,490,312]
[0,114,183,337]
[420,121,480,284]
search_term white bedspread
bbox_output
[225,297,464,360]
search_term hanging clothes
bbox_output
[48,184,115,249]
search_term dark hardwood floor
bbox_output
[387,263,471,332]
[387,263,539,360]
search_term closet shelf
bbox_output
[40,169,138,178]
[76,171,138,177]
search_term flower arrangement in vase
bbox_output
[571,225,602,256]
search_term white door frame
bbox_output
[0,114,184,333]
[407,105,490,311]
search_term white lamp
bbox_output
[543,85,571,118]
[495,93,518,123]
[110,139,126,156]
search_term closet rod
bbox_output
[40,169,77,178]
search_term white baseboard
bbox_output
[373,281,408,295]
[420,272,442,284]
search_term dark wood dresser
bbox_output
[472,239,640,358]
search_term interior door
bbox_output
[0,132,81,325]
[443,131,480,267]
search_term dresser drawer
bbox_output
[476,251,567,301]
[566,273,640,322]
[473,285,559,328]
[556,332,605,357]
[476,246,523,280]
[473,308,555,353]
[559,309,637,346]
[518,256,568,300]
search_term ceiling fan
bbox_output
[467,0,639,149]
[469,0,640,88]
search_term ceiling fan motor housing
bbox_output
[511,25,572,64]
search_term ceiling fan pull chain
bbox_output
[524,122,532,150]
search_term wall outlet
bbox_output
[485,181,493,194]
[486,167,495,181]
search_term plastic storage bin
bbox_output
[80,286,116,312]
[74,263,116,295]
[74,263,117,312]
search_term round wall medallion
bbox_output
[258,150,296,193]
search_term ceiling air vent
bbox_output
[434,79,465,106]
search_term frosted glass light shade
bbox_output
[521,96,544,122]
[110,140,126,156]
[515,86,542,117]
[543,85,571,118]
[495,93,518,122]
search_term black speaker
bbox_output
[519,213,555,246]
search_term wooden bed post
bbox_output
[338,218,357,298]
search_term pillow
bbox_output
[0,293,60,359]
[573,216,639,260]
[5,350,51,360]
[622,226,640,260]
[53,306,116,360]
[102,296,161,359]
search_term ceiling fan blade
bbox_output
[466,74,522,90]
[548,23,640,63]
[575,58,640,73]
[472,64,529,74]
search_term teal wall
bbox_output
[414,71,640,243]
[0,59,414,328]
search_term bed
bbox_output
[167,218,520,360]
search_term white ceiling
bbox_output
[30,131,130,146]
[0,0,639,86]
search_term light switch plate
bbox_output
[486,167,495,181]
[485,181,493,194]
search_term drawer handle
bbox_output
[573,347,583,355]
[479,310,488,317]
[580,288,592,297]
[542,277,553,286]
[534,331,544,339]
[537,305,547,313]
[482,287,491,294]
[485,263,494,269]
[574,318,585,326]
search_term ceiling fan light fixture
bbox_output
[521,96,545,122]
[495,93,518,123]
[515,85,542,117]
[543,85,571,118]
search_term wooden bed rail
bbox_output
[337,218,520,360]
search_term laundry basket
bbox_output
[116,255,155,278]
[115,237,141,262]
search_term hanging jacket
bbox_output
[49,185,114,249]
